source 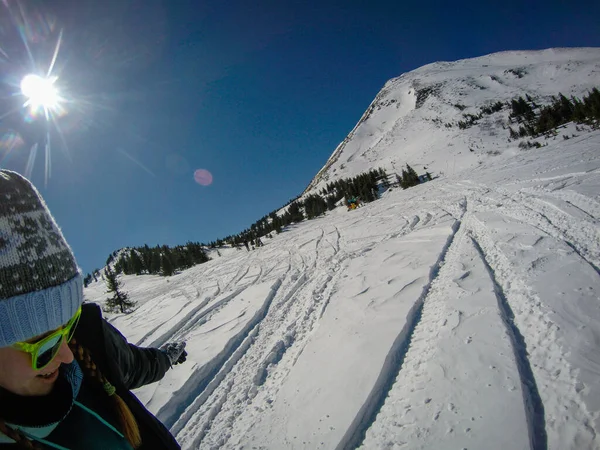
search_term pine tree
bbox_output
[288,201,304,222]
[400,164,420,189]
[104,265,136,313]
[149,250,161,274]
[326,195,337,210]
[121,254,132,275]
[141,245,152,272]
[378,168,390,189]
[399,168,409,189]
[129,250,144,275]
[304,194,327,219]
[161,253,175,276]
[406,164,420,186]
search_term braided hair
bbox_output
[0,421,41,450]
[0,340,142,449]
[70,339,142,448]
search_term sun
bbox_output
[20,74,62,115]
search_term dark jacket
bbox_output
[74,303,180,450]
[0,303,180,450]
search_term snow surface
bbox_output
[83,48,600,449]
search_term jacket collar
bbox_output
[0,360,83,443]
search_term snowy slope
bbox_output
[82,48,600,450]
[304,47,600,195]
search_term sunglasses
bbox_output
[12,307,82,371]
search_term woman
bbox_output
[0,170,186,449]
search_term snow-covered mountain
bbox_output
[84,48,600,450]
[305,47,600,194]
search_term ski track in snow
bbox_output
[89,128,600,450]
[469,235,547,450]
[464,215,598,450]
[196,153,597,449]
[360,217,532,450]
[177,227,344,448]
[337,217,463,450]
[163,278,283,431]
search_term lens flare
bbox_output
[1,1,171,183]
[0,130,25,166]
[194,169,213,186]
[0,0,71,185]
[0,131,25,151]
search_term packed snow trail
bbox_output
[84,130,600,450]
[359,225,534,450]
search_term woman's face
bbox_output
[0,337,74,396]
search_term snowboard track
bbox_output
[175,244,342,448]
[155,287,246,348]
[477,186,600,276]
[563,240,600,277]
[210,266,340,447]
[470,236,548,450]
[163,279,283,431]
[336,218,462,450]
[147,292,219,348]
[466,213,598,449]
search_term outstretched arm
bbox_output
[101,319,172,390]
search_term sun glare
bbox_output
[1,0,71,183]
[21,74,60,111]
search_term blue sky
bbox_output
[1,0,599,274]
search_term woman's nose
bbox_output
[55,337,75,365]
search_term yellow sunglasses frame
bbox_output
[12,307,82,371]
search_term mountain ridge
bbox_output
[304,47,600,195]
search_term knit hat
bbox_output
[0,170,82,347]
